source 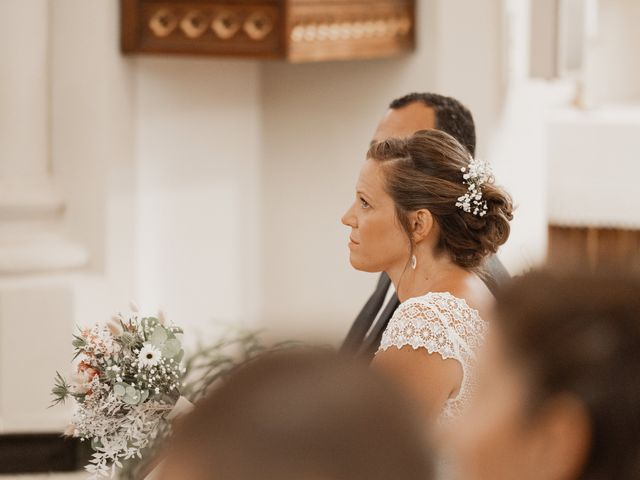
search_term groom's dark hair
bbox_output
[390,93,477,157]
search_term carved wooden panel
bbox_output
[121,0,415,62]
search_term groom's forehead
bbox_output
[372,102,437,143]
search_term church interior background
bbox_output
[1,0,639,476]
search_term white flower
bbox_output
[457,156,493,217]
[138,343,162,368]
[70,373,91,395]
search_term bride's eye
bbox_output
[360,197,370,209]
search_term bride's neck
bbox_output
[388,253,466,302]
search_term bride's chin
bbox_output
[349,256,379,273]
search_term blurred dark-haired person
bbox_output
[449,269,640,480]
[159,349,434,480]
[342,92,510,362]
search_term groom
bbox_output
[341,92,510,361]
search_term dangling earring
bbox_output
[411,254,417,270]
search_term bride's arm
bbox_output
[372,347,462,423]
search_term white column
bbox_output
[0,0,87,273]
[0,0,87,433]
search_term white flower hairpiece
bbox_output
[455,156,493,217]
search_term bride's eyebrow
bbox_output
[357,190,372,200]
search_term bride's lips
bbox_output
[349,237,360,246]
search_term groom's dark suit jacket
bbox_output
[340,255,510,362]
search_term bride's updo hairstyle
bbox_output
[368,129,513,269]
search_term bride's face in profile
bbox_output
[341,159,409,273]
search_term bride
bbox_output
[342,129,513,423]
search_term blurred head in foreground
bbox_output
[161,349,433,480]
[450,269,640,480]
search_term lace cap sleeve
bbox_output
[377,292,487,421]
[377,293,485,364]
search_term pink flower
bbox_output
[77,361,99,380]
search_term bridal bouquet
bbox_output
[51,305,186,478]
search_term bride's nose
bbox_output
[342,204,357,228]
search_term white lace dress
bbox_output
[376,292,488,421]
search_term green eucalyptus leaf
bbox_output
[175,349,185,364]
[162,338,181,358]
[139,390,149,403]
[72,334,87,349]
[91,437,104,450]
[114,383,127,397]
[149,327,168,347]
[144,317,159,329]
[123,386,142,405]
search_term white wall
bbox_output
[429,0,505,155]
[52,2,264,345]
[51,0,138,315]
[584,0,640,106]
[134,57,263,344]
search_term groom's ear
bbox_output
[411,209,435,243]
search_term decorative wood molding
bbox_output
[121,0,415,62]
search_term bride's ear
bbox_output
[411,209,434,243]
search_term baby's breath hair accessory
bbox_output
[455,156,493,217]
